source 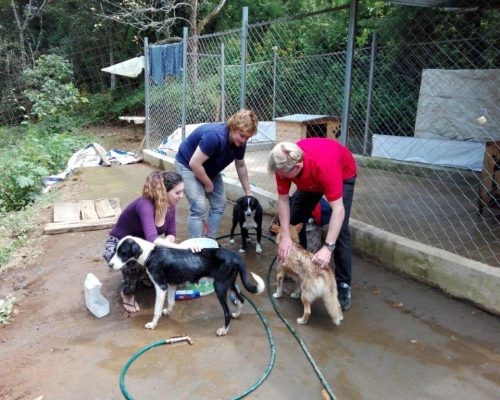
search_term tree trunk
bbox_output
[10,0,28,68]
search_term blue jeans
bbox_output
[175,161,227,238]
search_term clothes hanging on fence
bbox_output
[149,43,184,85]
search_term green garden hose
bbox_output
[218,233,337,400]
[119,278,276,400]
[119,233,336,400]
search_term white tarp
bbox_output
[415,69,500,141]
[43,144,142,191]
[156,121,276,156]
[372,134,485,171]
[101,56,144,78]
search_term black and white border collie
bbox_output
[109,236,265,336]
[229,195,263,253]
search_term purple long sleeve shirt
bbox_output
[110,197,176,242]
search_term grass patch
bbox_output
[0,174,63,270]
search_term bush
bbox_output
[82,86,144,126]
[0,128,90,212]
[21,54,89,132]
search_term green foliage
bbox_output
[0,186,61,269]
[83,87,145,125]
[22,54,89,125]
[0,126,89,212]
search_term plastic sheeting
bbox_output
[101,56,144,78]
[371,134,485,171]
[156,121,276,156]
[43,144,142,191]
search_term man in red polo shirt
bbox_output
[268,138,357,311]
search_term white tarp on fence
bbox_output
[372,134,485,171]
[157,121,276,155]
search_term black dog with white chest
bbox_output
[109,236,265,336]
[229,195,263,253]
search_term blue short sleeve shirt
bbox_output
[175,122,246,178]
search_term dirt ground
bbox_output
[1,127,500,400]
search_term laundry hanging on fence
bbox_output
[101,56,144,78]
[149,43,184,85]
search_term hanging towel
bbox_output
[149,43,184,85]
[101,56,144,78]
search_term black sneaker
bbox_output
[338,282,352,311]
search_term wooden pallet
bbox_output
[44,198,121,235]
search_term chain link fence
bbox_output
[146,2,499,267]
[350,3,499,267]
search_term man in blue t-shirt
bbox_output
[175,109,258,238]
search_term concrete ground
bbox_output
[1,164,499,400]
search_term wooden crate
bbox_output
[478,141,500,214]
[274,114,341,143]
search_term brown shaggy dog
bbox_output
[270,223,343,326]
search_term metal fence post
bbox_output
[240,6,249,110]
[181,27,188,140]
[340,0,358,146]
[143,37,150,149]
[272,46,278,120]
[221,42,226,122]
[363,32,377,155]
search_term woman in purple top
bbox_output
[103,170,199,313]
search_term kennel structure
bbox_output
[274,114,342,142]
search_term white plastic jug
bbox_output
[84,273,110,318]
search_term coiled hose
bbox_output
[119,233,336,400]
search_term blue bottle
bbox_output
[175,290,201,300]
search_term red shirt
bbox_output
[276,138,356,201]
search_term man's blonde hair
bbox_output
[267,141,303,173]
[227,109,258,136]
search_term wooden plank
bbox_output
[44,218,118,235]
[80,200,99,220]
[92,143,111,166]
[108,198,122,216]
[95,198,116,218]
[119,116,145,124]
[53,202,81,223]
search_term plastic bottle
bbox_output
[175,290,201,300]
[84,273,110,318]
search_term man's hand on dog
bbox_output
[278,234,293,263]
[312,247,332,268]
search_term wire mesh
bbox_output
[146,3,499,267]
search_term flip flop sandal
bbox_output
[122,300,139,314]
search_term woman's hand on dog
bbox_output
[155,237,201,253]
[312,247,332,268]
[180,243,203,253]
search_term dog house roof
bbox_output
[274,114,337,123]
